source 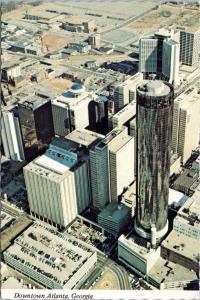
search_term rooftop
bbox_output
[137,80,171,97]
[112,101,136,120]
[98,202,130,223]
[109,135,133,153]
[161,230,199,263]
[66,129,104,147]
[173,168,199,190]
[18,94,50,110]
[148,257,198,285]
[96,126,127,149]
[178,186,200,219]
[4,221,95,287]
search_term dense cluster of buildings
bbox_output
[1,0,200,293]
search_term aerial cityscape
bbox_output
[1,0,200,298]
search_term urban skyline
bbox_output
[1,0,200,299]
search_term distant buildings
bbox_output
[67,42,91,54]
[139,29,180,86]
[113,73,143,112]
[61,16,95,33]
[88,33,101,48]
[90,126,134,210]
[1,107,25,161]
[1,62,21,82]
[4,221,97,289]
[18,94,55,161]
[52,83,92,137]
[180,29,200,66]
[135,81,174,243]
[171,87,200,164]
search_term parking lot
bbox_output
[65,218,116,254]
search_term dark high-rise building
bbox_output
[88,96,108,135]
[18,95,55,161]
[135,80,173,243]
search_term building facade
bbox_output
[18,95,54,161]
[135,80,174,241]
[89,126,132,210]
[180,29,200,66]
[162,39,180,87]
[1,108,25,161]
[171,87,200,164]
[52,83,92,137]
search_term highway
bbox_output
[81,252,131,290]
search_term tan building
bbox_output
[171,87,200,163]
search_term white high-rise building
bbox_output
[113,73,143,113]
[171,87,200,164]
[90,126,134,209]
[139,29,181,85]
[52,83,92,136]
[162,39,180,87]
[1,108,25,161]
[24,141,90,227]
[109,135,134,202]
[180,29,200,66]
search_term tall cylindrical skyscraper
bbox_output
[135,80,174,241]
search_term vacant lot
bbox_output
[127,3,199,36]
[43,33,70,51]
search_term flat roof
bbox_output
[173,169,199,189]
[1,211,14,230]
[178,186,200,218]
[25,10,59,20]
[137,80,170,97]
[4,221,95,286]
[35,155,69,175]
[112,101,136,120]
[98,202,130,222]
[96,126,127,149]
[109,135,133,153]
[161,230,199,263]
[18,94,50,110]
[148,257,198,284]
[66,129,104,147]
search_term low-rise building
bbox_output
[67,42,91,54]
[98,202,131,236]
[173,169,199,196]
[118,233,160,277]
[147,257,198,290]
[121,182,136,217]
[3,222,97,289]
[174,187,200,240]
[161,230,199,273]
[61,16,94,33]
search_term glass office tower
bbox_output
[135,80,174,241]
[18,96,55,161]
